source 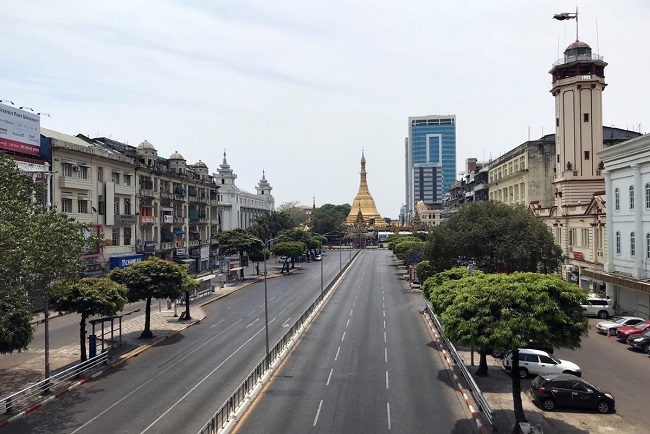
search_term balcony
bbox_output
[161,242,174,250]
[139,189,158,198]
[189,240,201,247]
[59,176,91,190]
[140,215,155,224]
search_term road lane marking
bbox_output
[279,309,286,315]
[335,347,340,361]
[341,332,346,342]
[346,319,349,328]
[282,318,292,327]
[246,318,260,328]
[350,309,353,316]
[385,371,389,389]
[383,310,385,317]
[313,400,323,426]
[270,296,277,301]
[353,301,355,307]
[327,369,333,385]
[384,332,386,343]
[245,310,256,317]
[387,402,391,430]
[209,319,226,328]
[383,320,386,329]
[385,348,387,363]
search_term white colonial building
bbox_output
[581,134,650,318]
[213,151,274,231]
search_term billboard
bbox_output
[0,103,41,155]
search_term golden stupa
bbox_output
[346,151,387,229]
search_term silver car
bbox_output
[596,316,645,335]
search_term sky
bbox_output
[2,1,649,220]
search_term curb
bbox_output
[422,312,486,434]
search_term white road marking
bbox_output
[387,402,392,430]
[385,348,387,363]
[384,331,387,343]
[313,400,323,426]
[346,319,349,328]
[350,309,353,316]
[209,319,226,328]
[335,347,340,361]
[270,296,277,301]
[383,310,385,317]
[383,320,386,329]
[279,309,286,315]
[385,371,389,389]
[246,318,260,328]
[353,301,355,307]
[282,318,292,327]
[245,310,256,317]
[327,368,333,385]
[341,332,346,342]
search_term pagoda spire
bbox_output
[345,150,386,229]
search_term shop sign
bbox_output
[144,241,156,251]
[115,215,137,225]
[163,214,174,224]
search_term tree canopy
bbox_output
[276,201,309,228]
[272,241,306,273]
[425,269,588,427]
[50,277,128,361]
[311,203,351,235]
[110,257,188,338]
[423,201,563,274]
[248,211,295,241]
[0,152,88,353]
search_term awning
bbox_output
[173,228,185,235]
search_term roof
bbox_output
[566,40,591,51]
[41,127,92,148]
[169,151,185,160]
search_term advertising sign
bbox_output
[220,260,230,274]
[144,241,156,251]
[163,214,174,224]
[109,253,144,270]
[115,215,138,225]
[0,103,41,155]
[200,245,209,260]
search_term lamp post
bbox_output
[553,7,579,41]
[250,236,279,368]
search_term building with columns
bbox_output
[213,151,274,231]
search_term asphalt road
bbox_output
[553,316,650,428]
[234,250,476,434]
[5,252,350,433]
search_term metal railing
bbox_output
[197,251,359,434]
[424,302,496,429]
[2,351,108,415]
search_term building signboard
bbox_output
[115,214,137,225]
[163,214,174,224]
[0,103,41,155]
[175,248,186,258]
[200,245,209,260]
[109,253,144,270]
[144,241,156,251]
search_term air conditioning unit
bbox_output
[72,165,80,171]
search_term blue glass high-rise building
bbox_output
[405,115,456,219]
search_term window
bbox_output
[114,198,120,215]
[124,198,131,215]
[539,355,555,364]
[646,234,650,259]
[520,156,525,170]
[98,199,105,215]
[78,165,88,179]
[630,186,635,210]
[646,183,650,209]
[631,232,636,256]
[615,188,620,211]
[616,231,621,254]
[78,200,88,214]
[124,227,131,246]
[583,113,589,122]
[112,228,120,246]
[98,167,104,182]
[557,154,560,163]
[124,174,131,186]
[112,172,120,184]
[61,198,72,213]
[582,228,590,247]
[62,163,72,177]
[584,151,590,160]
[556,117,560,127]
[569,228,576,245]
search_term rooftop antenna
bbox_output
[596,18,600,55]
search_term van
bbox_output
[581,295,615,319]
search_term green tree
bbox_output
[277,201,309,228]
[248,211,295,241]
[180,272,200,321]
[312,203,351,235]
[393,239,425,266]
[49,278,128,361]
[110,257,186,338]
[0,152,87,353]
[415,260,435,286]
[426,271,588,429]
[272,242,306,273]
[423,201,563,273]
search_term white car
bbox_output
[502,348,581,379]
[581,296,615,319]
[596,316,645,335]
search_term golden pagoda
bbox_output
[346,151,387,229]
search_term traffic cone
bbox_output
[607,329,611,338]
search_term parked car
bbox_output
[491,341,554,359]
[581,296,615,319]
[530,373,615,414]
[502,348,581,379]
[616,320,650,341]
[626,330,650,353]
[596,316,645,335]
[314,254,322,261]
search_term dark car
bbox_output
[531,374,615,414]
[626,330,650,353]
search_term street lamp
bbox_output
[553,7,579,41]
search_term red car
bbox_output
[617,320,650,341]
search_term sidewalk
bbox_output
[0,265,299,407]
